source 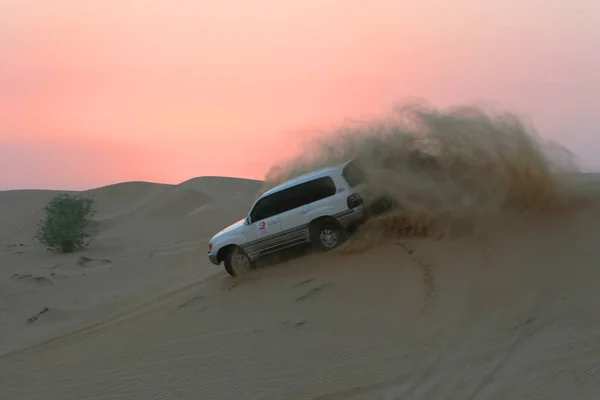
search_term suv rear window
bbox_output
[342,161,365,188]
[300,176,337,204]
[249,176,337,222]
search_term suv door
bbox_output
[277,177,339,244]
[302,176,340,220]
[276,185,312,245]
[243,195,283,257]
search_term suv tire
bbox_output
[224,246,254,277]
[310,220,347,251]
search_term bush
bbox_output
[34,193,97,253]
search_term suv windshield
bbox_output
[342,161,365,188]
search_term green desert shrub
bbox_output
[34,193,97,253]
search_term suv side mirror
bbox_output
[245,216,251,225]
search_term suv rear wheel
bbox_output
[224,246,254,276]
[310,220,347,251]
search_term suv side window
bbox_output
[249,193,281,222]
[249,176,337,223]
[301,176,337,203]
[342,161,365,188]
[249,189,298,222]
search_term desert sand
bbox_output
[2,104,600,399]
[0,171,600,399]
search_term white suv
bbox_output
[207,159,376,276]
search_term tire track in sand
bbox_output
[397,241,437,313]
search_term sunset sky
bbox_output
[1,0,598,190]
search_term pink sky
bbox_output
[1,0,599,190]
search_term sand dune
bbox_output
[0,170,599,399]
[1,104,599,399]
[0,177,262,359]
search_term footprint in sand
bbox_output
[10,274,53,287]
[294,282,334,302]
[52,256,113,271]
[77,256,112,267]
[26,307,50,324]
[177,294,207,310]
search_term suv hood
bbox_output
[213,218,245,238]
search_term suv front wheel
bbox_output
[310,220,347,251]
[224,246,254,276]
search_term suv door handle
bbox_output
[267,219,278,224]
[299,208,309,214]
